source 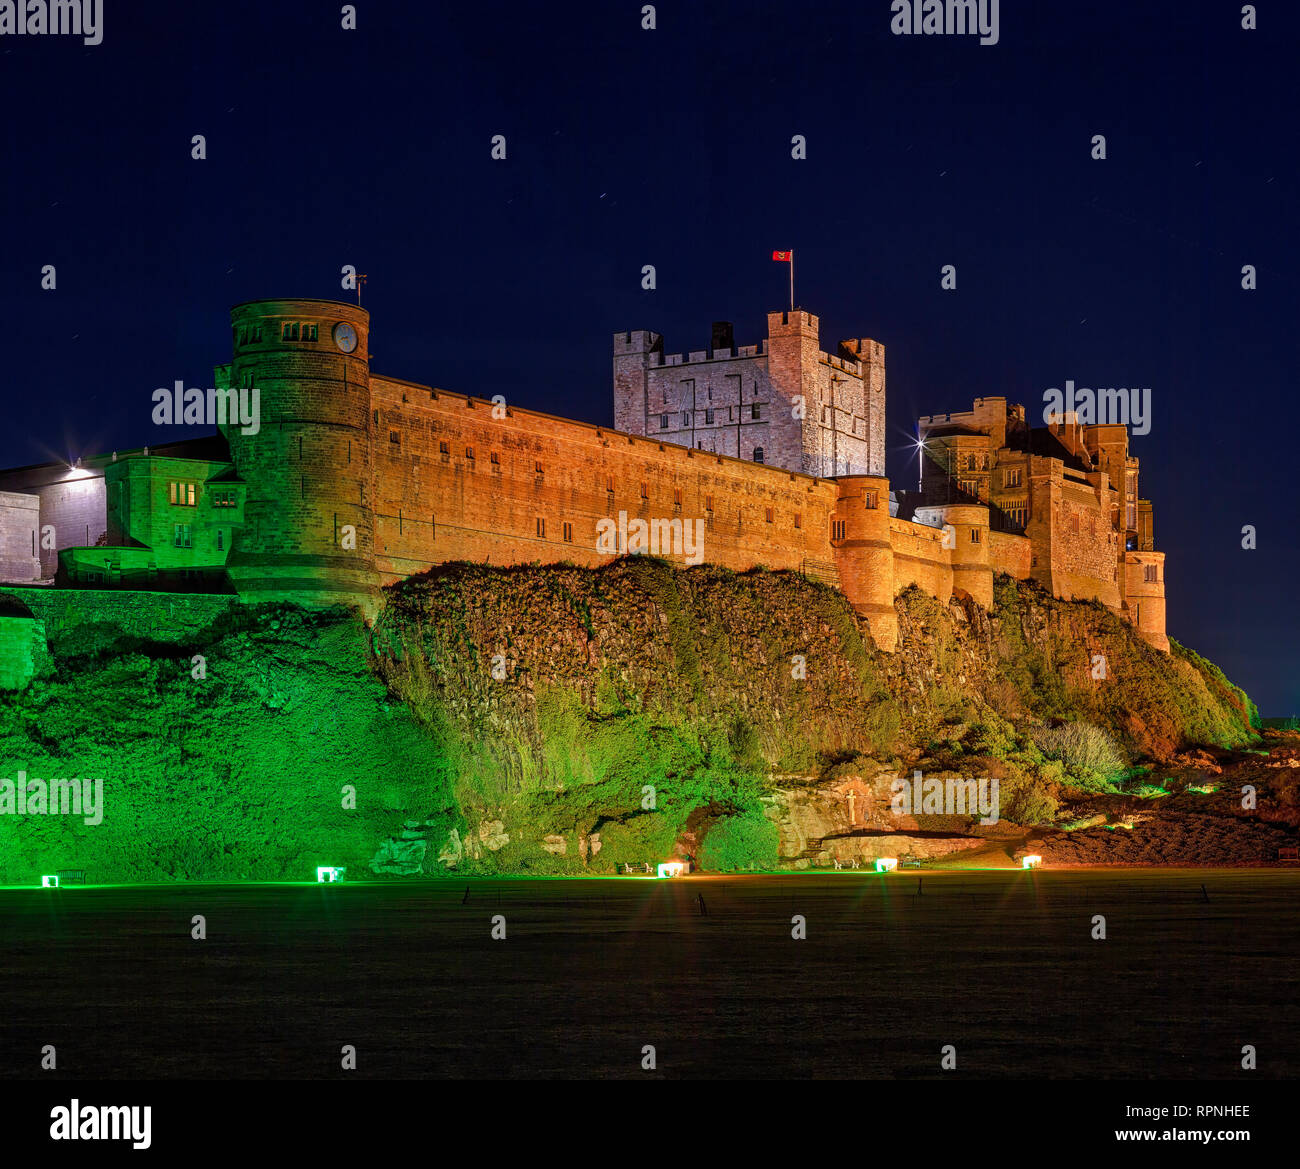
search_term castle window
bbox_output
[606,475,614,493]
[660,414,669,429]
[640,482,649,499]
[168,482,176,504]
[251,326,262,343]
[1003,468,1021,488]
[238,327,247,345]
[306,324,318,342]
[705,409,715,424]
[967,454,976,471]
[765,507,774,524]
[465,446,475,461]
[864,490,877,509]
[753,447,765,464]
[216,529,224,552]
[490,451,500,470]
[673,488,682,508]
[439,441,450,462]
[982,455,989,470]
[1071,515,1080,534]
[705,495,714,512]
[1144,564,1158,582]
[562,521,573,543]
[970,528,981,544]
[794,513,802,529]
[751,403,761,420]
[173,523,191,549]
[536,517,545,538]
[832,519,846,541]
[683,411,690,426]
[535,461,543,476]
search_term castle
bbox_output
[0,298,1167,653]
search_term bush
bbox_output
[700,807,779,872]
[1031,721,1127,791]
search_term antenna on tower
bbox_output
[356,274,368,305]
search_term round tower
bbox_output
[221,298,379,611]
[832,475,898,651]
[1124,551,1169,652]
[936,503,993,609]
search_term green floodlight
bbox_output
[874,858,898,873]
[41,875,60,888]
[316,866,346,883]
[656,861,687,879]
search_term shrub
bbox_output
[1031,721,1127,790]
[700,807,780,871]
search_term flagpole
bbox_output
[789,250,794,312]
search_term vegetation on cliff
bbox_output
[0,559,1265,880]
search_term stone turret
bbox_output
[220,298,379,610]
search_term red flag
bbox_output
[772,250,792,262]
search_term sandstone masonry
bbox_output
[0,298,1168,653]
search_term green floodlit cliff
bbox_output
[0,560,1271,882]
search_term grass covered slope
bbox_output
[0,560,1263,880]
[0,607,451,884]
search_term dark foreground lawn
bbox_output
[2,870,1296,1079]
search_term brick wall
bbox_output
[0,491,40,582]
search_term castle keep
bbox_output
[0,298,1168,653]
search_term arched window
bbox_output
[966,454,976,471]
[753,447,765,464]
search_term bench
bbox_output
[56,870,86,885]
[901,858,923,869]
[1279,846,1299,862]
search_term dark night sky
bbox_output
[0,1,1294,713]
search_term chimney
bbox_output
[710,321,734,355]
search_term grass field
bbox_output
[2,870,1296,1079]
